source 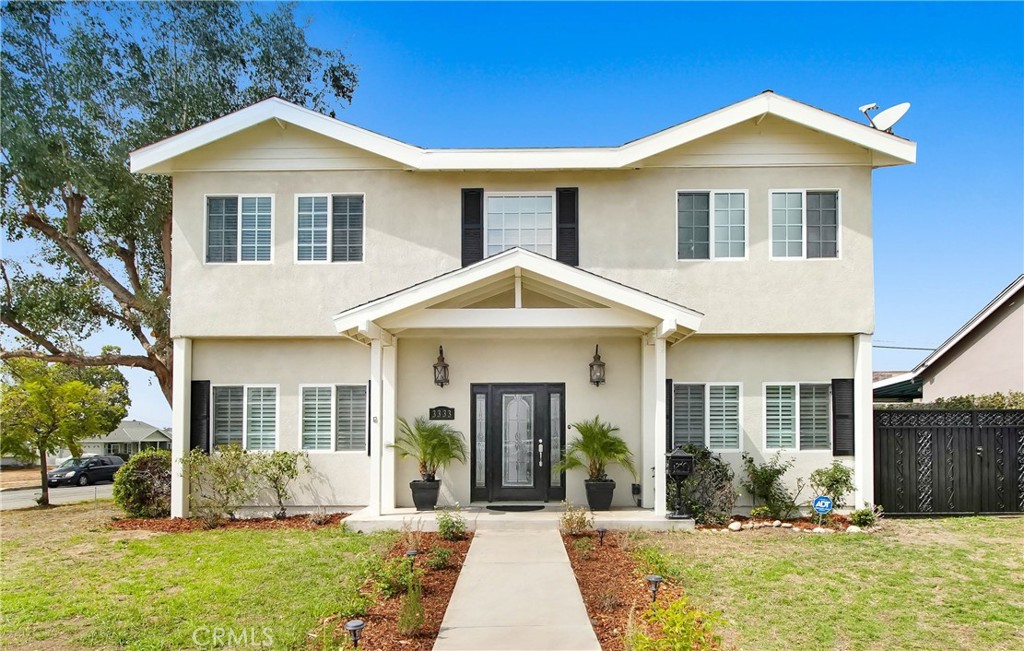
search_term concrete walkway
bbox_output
[433,527,600,651]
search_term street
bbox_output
[0,483,114,511]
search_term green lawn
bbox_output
[1,502,396,651]
[646,517,1024,651]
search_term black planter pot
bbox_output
[410,480,441,511]
[584,479,616,511]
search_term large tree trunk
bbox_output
[37,446,49,507]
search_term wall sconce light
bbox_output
[433,346,449,387]
[344,619,365,648]
[589,344,606,386]
[646,574,663,602]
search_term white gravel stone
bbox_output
[846,525,862,533]
[772,520,782,527]
[812,526,827,533]
[780,522,793,529]
[742,523,754,530]
[727,521,742,532]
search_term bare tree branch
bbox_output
[0,348,156,370]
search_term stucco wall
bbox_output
[191,338,371,507]
[169,121,874,339]
[921,294,1024,401]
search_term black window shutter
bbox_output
[366,379,372,457]
[461,189,484,267]
[831,378,855,455]
[665,378,674,451]
[189,380,211,454]
[555,187,579,266]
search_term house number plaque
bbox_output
[429,406,455,420]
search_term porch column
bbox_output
[170,337,191,518]
[853,333,874,506]
[367,339,384,516]
[381,339,398,513]
[640,330,669,515]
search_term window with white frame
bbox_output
[485,194,554,258]
[300,385,367,452]
[212,385,277,450]
[765,383,831,450]
[206,196,273,263]
[296,195,364,262]
[677,191,746,260]
[771,191,838,259]
[672,383,741,451]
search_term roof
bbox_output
[91,420,171,444]
[333,247,704,344]
[131,91,917,173]
[872,275,1024,400]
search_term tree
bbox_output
[0,1,358,404]
[0,357,129,506]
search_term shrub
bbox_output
[396,576,425,635]
[250,451,310,518]
[436,505,467,541]
[400,518,424,552]
[425,546,453,570]
[741,452,804,519]
[559,501,593,535]
[809,462,855,509]
[671,445,737,525]
[183,445,256,520]
[307,506,331,525]
[112,449,172,518]
[371,557,422,598]
[572,536,594,559]
[627,598,721,651]
[849,504,884,528]
[749,505,773,519]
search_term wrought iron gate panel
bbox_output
[874,410,1024,515]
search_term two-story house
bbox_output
[130,91,916,518]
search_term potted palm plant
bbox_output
[554,416,637,511]
[390,416,468,511]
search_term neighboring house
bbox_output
[874,275,1024,402]
[54,420,171,463]
[129,91,916,518]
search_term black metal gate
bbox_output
[874,410,1024,515]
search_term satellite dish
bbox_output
[870,102,911,133]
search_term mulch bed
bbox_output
[696,514,853,530]
[563,531,683,651]
[318,532,473,651]
[108,513,349,532]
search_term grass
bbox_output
[1,501,396,651]
[646,517,1024,651]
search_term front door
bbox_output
[470,384,566,502]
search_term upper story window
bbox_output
[764,383,830,450]
[296,194,364,263]
[677,191,746,260]
[206,196,273,263]
[771,191,839,259]
[485,193,554,258]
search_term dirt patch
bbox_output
[563,532,689,651]
[107,513,348,533]
[0,466,48,490]
[316,532,473,651]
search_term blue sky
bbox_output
[12,1,1023,427]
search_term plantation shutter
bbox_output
[206,196,238,262]
[245,387,277,451]
[672,384,705,449]
[461,188,484,267]
[336,385,368,451]
[831,378,855,455]
[708,385,740,450]
[332,195,364,262]
[799,384,831,450]
[665,379,674,451]
[765,385,797,449]
[212,386,244,447]
[555,187,579,266]
[189,380,211,453]
[301,387,333,451]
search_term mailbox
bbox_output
[665,447,695,520]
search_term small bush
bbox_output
[672,445,737,525]
[849,504,884,528]
[425,546,453,571]
[250,450,310,518]
[112,449,172,518]
[371,557,421,598]
[400,518,424,552]
[749,505,773,519]
[560,501,593,535]
[627,598,721,651]
[436,505,467,541]
[809,462,855,509]
[307,506,331,525]
[396,577,425,635]
[572,536,595,559]
[741,452,804,519]
[183,445,256,520]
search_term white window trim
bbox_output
[210,383,280,452]
[768,189,842,261]
[675,189,749,262]
[674,382,744,453]
[297,383,368,453]
[203,194,276,265]
[762,382,832,453]
[293,193,367,265]
[483,191,557,259]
